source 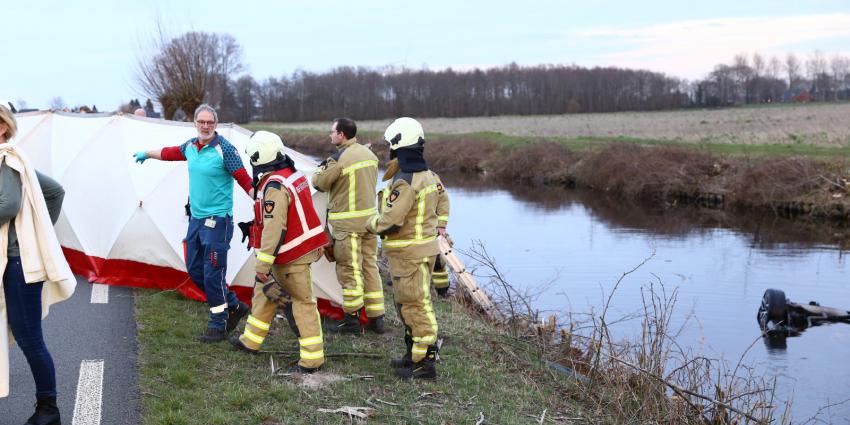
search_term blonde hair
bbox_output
[0,104,17,140]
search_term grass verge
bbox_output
[136,288,584,424]
[246,124,850,158]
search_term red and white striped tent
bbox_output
[12,111,344,316]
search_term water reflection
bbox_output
[441,172,850,252]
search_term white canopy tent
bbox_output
[12,111,342,312]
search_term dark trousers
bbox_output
[3,257,56,398]
[185,215,239,329]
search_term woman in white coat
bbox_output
[0,102,69,425]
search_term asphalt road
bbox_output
[0,276,140,425]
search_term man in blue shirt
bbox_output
[134,104,252,342]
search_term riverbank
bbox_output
[135,257,784,424]
[135,288,584,424]
[246,126,850,223]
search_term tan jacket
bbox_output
[255,178,320,275]
[311,138,378,233]
[367,169,448,260]
[0,143,75,398]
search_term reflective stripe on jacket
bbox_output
[254,168,328,270]
[368,170,444,260]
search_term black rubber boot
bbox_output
[329,312,362,334]
[396,344,437,380]
[225,301,250,334]
[367,315,386,334]
[395,359,436,380]
[435,287,449,297]
[26,396,60,425]
[288,364,320,374]
[197,327,227,343]
[390,333,414,368]
[229,334,259,354]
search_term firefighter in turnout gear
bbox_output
[230,131,329,373]
[312,118,385,334]
[366,117,449,380]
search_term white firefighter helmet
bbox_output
[383,117,424,151]
[245,130,286,167]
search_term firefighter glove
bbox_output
[262,280,291,304]
[323,242,336,262]
[237,220,253,249]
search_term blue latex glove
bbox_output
[133,151,148,164]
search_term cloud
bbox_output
[574,13,850,79]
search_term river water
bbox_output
[434,174,850,423]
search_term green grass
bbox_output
[244,123,850,158]
[136,288,583,424]
[737,100,850,110]
[554,136,850,157]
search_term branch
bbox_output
[605,353,766,424]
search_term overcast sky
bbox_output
[3,0,850,110]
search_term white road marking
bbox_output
[72,360,104,425]
[90,284,108,304]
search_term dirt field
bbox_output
[261,103,850,147]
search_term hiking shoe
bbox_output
[395,360,436,380]
[367,316,386,334]
[229,334,259,354]
[26,396,60,425]
[197,327,227,343]
[225,301,250,334]
[288,364,320,374]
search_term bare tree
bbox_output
[806,50,830,100]
[49,97,66,111]
[829,55,850,101]
[752,52,765,77]
[136,29,244,120]
[233,75,258,124]
[750,52,766,102]
[785,53,801,92]
[731,54,752,103]
[767,55,782,80]
[806,50,828,80]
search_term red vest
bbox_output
[251,168,328,264]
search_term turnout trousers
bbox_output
[390,256,438,362]
[238,264,325,369]
[333,231,385,317]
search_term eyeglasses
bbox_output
[196,120,216,126]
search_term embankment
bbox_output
[281,132,850,222]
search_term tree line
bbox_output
[694,51,850,106]
[251,64,690,122]
[135,31,850,123]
